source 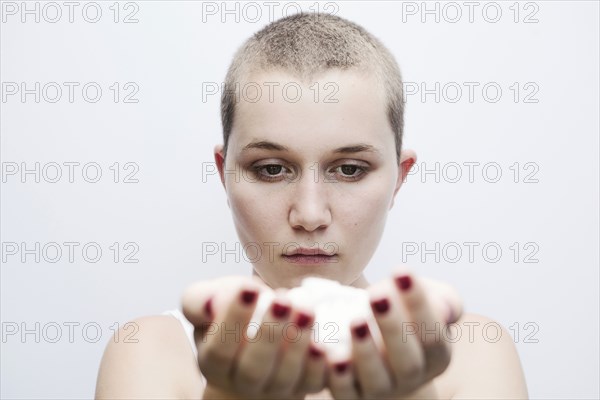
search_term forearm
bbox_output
[393,380,442,400]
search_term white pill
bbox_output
[247,277,383,362]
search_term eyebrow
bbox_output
[241,140,380,155]
[242,140,289,152]
[333,144,380,155]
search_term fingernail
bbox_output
[204,298,213,319]
[309,346,323,358]
[334,362,350,374]
[240,290,258,305]
[371,298,390,314]
[395,275,412,292]
[352,323,370,339]
[271,302,291,319]
[295,312,313,328]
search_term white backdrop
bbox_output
[1,1,598,399]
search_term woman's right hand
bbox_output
[181,276,326,399]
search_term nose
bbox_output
[288,173,332,232]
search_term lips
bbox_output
[282,247,338,264]
[283,254,338,264]
[285,247,335,256]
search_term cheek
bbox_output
[335,177,395,229]
[227,182,282,237]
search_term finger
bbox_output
[296,345,327,394]
[367,278,426,395]
[419,276,463,324]
[233,294,292,393]
[328,361,359,400]
[349,319,393,398]
[181,275,267,327]
[197,283,264,389]
[392,269,452,383]
[265,309,315,397]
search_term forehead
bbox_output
[230,69,393,154]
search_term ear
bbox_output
[213,144,226,189]
[389,149,417,210]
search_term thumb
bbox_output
[419,276,463,324]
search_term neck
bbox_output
[349,273,370,289]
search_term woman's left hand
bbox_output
[328,269,463,399]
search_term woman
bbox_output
[95,13,528,399]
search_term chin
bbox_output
[256,270,314,289]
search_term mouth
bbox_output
[282,254,338,264]
[282,247,338,265]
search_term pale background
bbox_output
[1,1,598,399]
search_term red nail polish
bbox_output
[204,298,213,318]
[334,362,350,374]
[395,275,412,291]
[309,346,323,358]
[295,312,313,328]
[271,302,291,319]
[353,323,370,339]
[240,290,258,305]
[371,298,390,314]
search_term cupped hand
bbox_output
[328,269,463,399]
[181,276,327,399]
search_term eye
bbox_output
[264,165,282,175]
[340,165,359,175]
[330,164,368,181]
[252,163,290,182]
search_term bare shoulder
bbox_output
[435,312,529,399]
[95,315,204,399]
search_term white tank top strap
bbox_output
[162,308,208,388]
[162,308,199,359]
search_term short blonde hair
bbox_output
[221,12,404,161]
